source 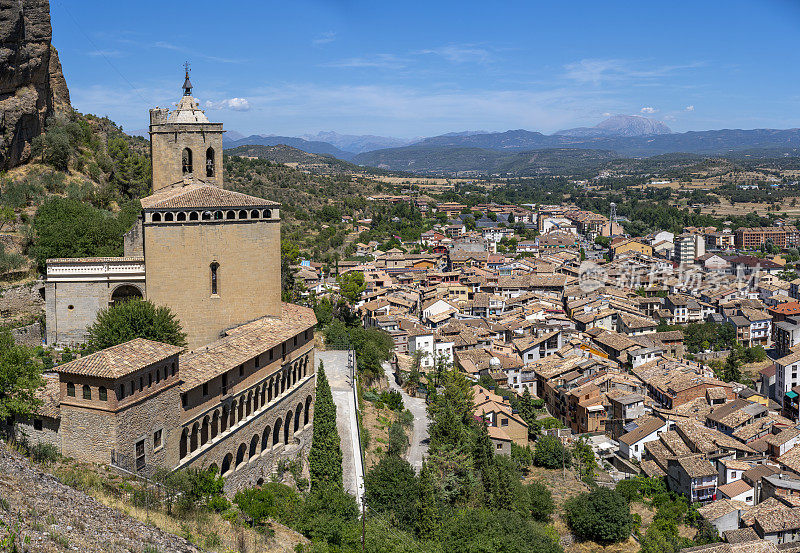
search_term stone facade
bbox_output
[45,258,145,346]
[143,213,281,350]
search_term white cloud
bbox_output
[205,98,251,111]
[564,58,705,85]
[416,45,491,64]
[685,105,695,111]
[602,112,612,117]
[325,54,408,69]
[640,106,658,114]
[313,31,336,45]
[664,115,676,121]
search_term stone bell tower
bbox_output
[149,63,224,192]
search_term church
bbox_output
[18,71,317,493]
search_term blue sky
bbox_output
[52,0,800,138]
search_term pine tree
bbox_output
[308,362,343,490]
[415,461,440,540]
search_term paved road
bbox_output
[384,361,429,472]
[317,350,364,508]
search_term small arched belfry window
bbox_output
[210,262,219,295]
[206,148,215,177]
[182,148,193,174]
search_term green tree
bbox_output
[85,299,187,352]
[518,481,554,522]
[415,461,440,540]
[563,488,632,544]
[533,435,571,469]
[364,454,419,529]
[31,197,140,272]
[438,509,562,553]
[337,271,366,304]
[0,330,44,420]
[308,363,343,490]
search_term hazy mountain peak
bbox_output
[555,115,672,138]
[595,115,671,136]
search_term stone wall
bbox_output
[144,218,282,349]
[181,376,316,496]
[45,279,144,345]
[12,321,43,347]
[59,403,116,463]
[0,281,45,326]
[13,415,61,451]
[115,382,181,474]
[150,123,223,192]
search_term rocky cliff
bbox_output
[0,0,70,170]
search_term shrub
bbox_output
[564,488,633,544]
[533,436,571,469]
[28,442,59,463]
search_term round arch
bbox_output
[284,410,293,445]
[235,443,247,467]
[221,453,232,475]
[110,284,143,305]
[273,418,282,447]
[249,434,259,458]
[304,395,312,426]
[295,402,303,433]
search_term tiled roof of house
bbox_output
[141,182,279,209]
[54,338,183,379]
[179,303,316,389]
[718,479,753,500]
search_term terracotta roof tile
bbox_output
[179,303,316,389]
[141,183,279,210]
[54,338,183,379]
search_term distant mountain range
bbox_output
[223,134,356,160]
[128,113,800,176]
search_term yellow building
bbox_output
[611,239,653,259]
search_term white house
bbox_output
[408,332,454,370]
[618,415,670,461]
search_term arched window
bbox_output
[221,453,232,475]
[82,385,91,400]
[262,425,271,452]
[210,262,219,295]
[284,410,292,445]
[180,429,188,459]
[214,211,223,220]
[249,434,259,458]
[201,416,209,445]
[190,423,199,452]
[164,212,174,222]
[177,212,186,222]
[250,210,260,219]
[236,443,247,467]
[295,403,302,433]
[226,210,235,220]
[182,148,193,174]
[264,209,272,219]
[239,210,248,219]
[206,148,215,177]
[305,395,312,425]
[273,418,282,447]
[211,411,219,439]
[221,405,229,432]
[189,211,199,221]
[152,212,161,223]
